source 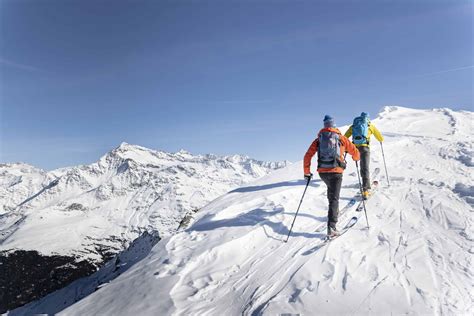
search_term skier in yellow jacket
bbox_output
[344,112,384,199]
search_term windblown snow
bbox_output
[0,144,288,263]
[12,106,474,315]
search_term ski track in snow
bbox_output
[19,106,473,316]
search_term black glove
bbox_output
[304,173,313,181]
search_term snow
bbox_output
[8,231,159,316]
[51,106,473,315]
[0,145,288,263]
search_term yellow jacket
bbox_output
[344,122,384,147]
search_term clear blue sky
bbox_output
[1,0,472,170]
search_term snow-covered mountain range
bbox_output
[0,144,288,311]
[1,144,288,261]
[24,106,471,315]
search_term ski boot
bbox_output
[362,190,371,200]
[327,226,340,239]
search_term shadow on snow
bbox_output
[229,179,321,193]
[191,207,326,241]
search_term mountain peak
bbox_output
[177,149,192,155]
[117,141,132,149]
[115,142,149,152]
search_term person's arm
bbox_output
[303,139,318,175]
[370,124,384,142]
[342,136,360,161]
[344,126,353,138]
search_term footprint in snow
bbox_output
[322,262,335,281]
[153,267,176,278]
[377,232,390,246]
[191,275,213,290]
[367,264,379,281]
[187,231,206,242]
[289,280,313,303]
[153,258,187,278]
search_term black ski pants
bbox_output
[318,172,343,229]
[358,146,371,191]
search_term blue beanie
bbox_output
[323,115,335,128]
[361,112,369,118]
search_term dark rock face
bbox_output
[0,250,96,313]
[7,231,160,315]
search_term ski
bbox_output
[314,197,357,233]
[325,216,358,241]
[355,167,381,198]
[312,167,381,233]
[356,180,379,211]
[302,216,358,256]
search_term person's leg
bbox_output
[359,146,371,191]
[319,173,343,231]
[327,173,343,229]
[318,173,332,229]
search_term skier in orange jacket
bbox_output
[304,115,360,237]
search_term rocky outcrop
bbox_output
[0,250,95,313]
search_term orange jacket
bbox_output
[304,127,360,174]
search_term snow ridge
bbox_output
[56,106,473,315]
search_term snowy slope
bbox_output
[55,106,473,316]
[0,143,288,263]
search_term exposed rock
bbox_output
[0,250,95,313]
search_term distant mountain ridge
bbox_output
[1,143,288,260]
[0,144,288,311]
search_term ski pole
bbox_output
[355,161,369,229]
[285,176,311,242]
[380,142,390,187]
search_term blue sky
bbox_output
[1,0,472,170]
